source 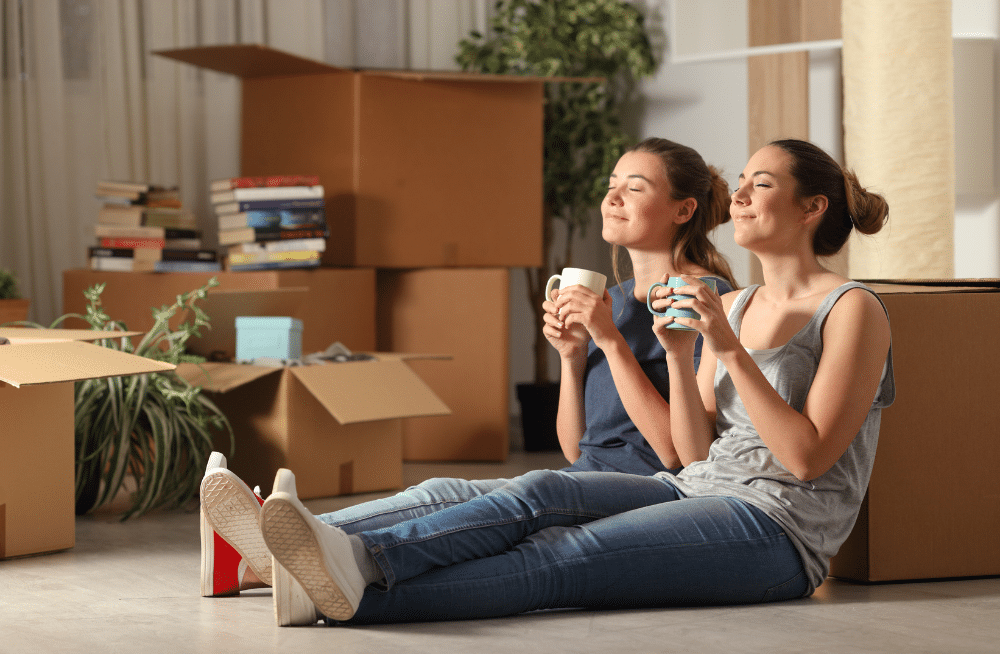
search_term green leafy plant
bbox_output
[456,0,656,383]
[31,278,233,519]
[0,267,20,299]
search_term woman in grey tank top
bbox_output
[256,139,894,625]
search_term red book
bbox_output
[99,236,167,249]
[210,175,320,192]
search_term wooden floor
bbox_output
[3,451,998,653]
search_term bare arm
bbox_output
[714,288,890,481]
[554,285,681,470]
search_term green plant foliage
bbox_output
[456,0,656,383]
[0,268,20,299]
[35,277,233,519]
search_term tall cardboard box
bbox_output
[377,269,510,461]
[154,44,545,269]
[62,268,376,356]
[829,280,1000,582]
[0,329,176,558]
[175,355,449,500]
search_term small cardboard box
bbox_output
[62,267,377,357]
[174,354,450,500]
[0,329,176,559]
[829,280,1000,582]
[153,44,547,269]
[377,268,510,461]
[235,316,303,361]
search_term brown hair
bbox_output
[610,137,738,290]
[769,139,889,256]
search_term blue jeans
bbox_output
[324,470,808,624]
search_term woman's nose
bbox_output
[731,184,747,205]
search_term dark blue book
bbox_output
[214,197,325,215]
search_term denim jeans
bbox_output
[327,470,808,624]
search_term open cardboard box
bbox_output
[829,279,1000,582]
[174,352,450,500]
[0,328,176,559]
[153,44,554,268]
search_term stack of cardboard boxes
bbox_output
[63,44,552,499]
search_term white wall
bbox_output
[953,1,1000,278]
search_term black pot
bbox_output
[516,381,561,452]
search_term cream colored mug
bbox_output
[545,268,607,302]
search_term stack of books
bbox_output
[90,180,221,272]
[211,175,327,271]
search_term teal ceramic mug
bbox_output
[646,276,718,331]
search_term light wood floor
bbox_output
[3,451,998,653]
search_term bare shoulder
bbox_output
[826,285,890,342]
[720,288,743,313]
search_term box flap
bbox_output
[186,287,308,358]
[153,44,346,78]
[289,359,450,425]
[0,340,175,388]
[365,352,452,362]
[173,361,282,393]
[154,44,601,85]
[863,278,1000,294]
[0,327,145,343]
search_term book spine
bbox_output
[226,259,322,272]
[252,227,329,242]
[229,237,327,254]
[214,198,325,215]
[210,185,324,205]
[99,237,167,249]
[95,224,166,239]
[211,174,320,191]
[88,246,161,260]
[160,249,219,262]
[227,250,321,265]
[153,260,223,273]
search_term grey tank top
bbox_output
[659,282,896,593]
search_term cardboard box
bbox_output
[0,329,176,558]
[174,354,450,500]
[62,267,376,357]
[377,269,510,461]
[829,280,1000,582]
[153,44,546,269]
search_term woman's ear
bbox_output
[801,195,828,225]
[674,198,698,224]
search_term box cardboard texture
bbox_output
[62,268,376,359]
[829,280,1000,582]
[153,44,545,269]
[0,329,175,559]
[174,353,449,500]
[377,269,510,461]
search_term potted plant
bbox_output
[29,278,233,519]
[456,0,656,449]
[0,267,30,326]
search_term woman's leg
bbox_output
[357,469,681,587]
[344,496,807,624]
[316,477,507,533]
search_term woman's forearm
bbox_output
[665,350,715,465]
[555,352,587,464]
[600,336,681,469]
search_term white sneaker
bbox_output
[273,557,321,626]
[260,469,367,622]
[200,452,272,592]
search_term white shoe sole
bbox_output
[261,472,364,622]
[201,469,272,585]
[273,557,320,626]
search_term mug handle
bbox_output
[544,274,563,302]
[646,282,670,317]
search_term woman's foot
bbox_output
[260,468,367,622]
[200,452,272,596]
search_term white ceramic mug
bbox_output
[545,268,607,302]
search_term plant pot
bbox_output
[516,381,561,452]
[0,298,30,326]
